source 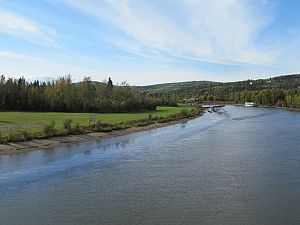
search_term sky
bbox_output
[0,0,300,85]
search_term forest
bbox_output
[0,75,177,113]
[212,89,300,108]
[140,74,300,109]
[1,74,300,112]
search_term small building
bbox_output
[183,98,195,104]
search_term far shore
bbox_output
[0,113,203,157]
[199,101,300,112]
[233,103,300,112]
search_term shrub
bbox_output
[153,115,159,120]
[95,121,114,132]
[0,134,8,144]
[44,121,56,135]
[179,109,189,117]
[73,123,81,133]
[63,118,73,131]
[22,130,33,140]
[157,117,171,123]
[112,123,123,130]
[0,131,7,144]
[7,129,20,142]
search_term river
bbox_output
[0,106,300,225]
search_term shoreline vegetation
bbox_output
[0,105,202,156]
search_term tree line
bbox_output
[0,75,175,113]
[140,74,300,96]
[196,88,300,108]
[140,74,300,109]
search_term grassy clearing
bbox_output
[0,104,193,132]
[0,104,200,143]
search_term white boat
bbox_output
[245,102,256,107]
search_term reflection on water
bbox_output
[0,106,300,225]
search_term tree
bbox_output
[107,77,113,91]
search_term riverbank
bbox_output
[0,111,203,156]
[0,105,197,144]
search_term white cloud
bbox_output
[60,0,276,65]
[0,50,205,85]
[0,51,89,80]
[0,51,40,60]
[0,10,59,47]
[2,1,298,84]
[0,49,295,86]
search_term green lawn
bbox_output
[0,104,195,133]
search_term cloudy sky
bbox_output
[0,0,299,85]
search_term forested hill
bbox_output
[137,74,300,95]
[137,81,220,93]
[138,74,300,108]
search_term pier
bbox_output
[201,104,225,109]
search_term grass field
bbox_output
[0,104,196,134]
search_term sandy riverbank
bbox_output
[0,114,202,156]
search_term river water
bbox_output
[0,106,300,225]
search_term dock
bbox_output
[201,104,225,109]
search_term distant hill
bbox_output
[74,81,105,86]
[137,74,300,96]
[137,80,219,93]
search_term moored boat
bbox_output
[245,102,257,107]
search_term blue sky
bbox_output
[0,0,300,85]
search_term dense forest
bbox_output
[0,75,176,113]
[1,74,300,112]
[139,74,300,109]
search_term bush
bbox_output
[7,129,20,142]
[179,109,189,117]
[63,118,73,131]
[0,135,8,144]
[73,123,82,133]
[44,121,56,135]
[0,131,8,144]
[0,129,34,144]
[157,117,171,123]
[22,130,33,140]
[95,121,114,132]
